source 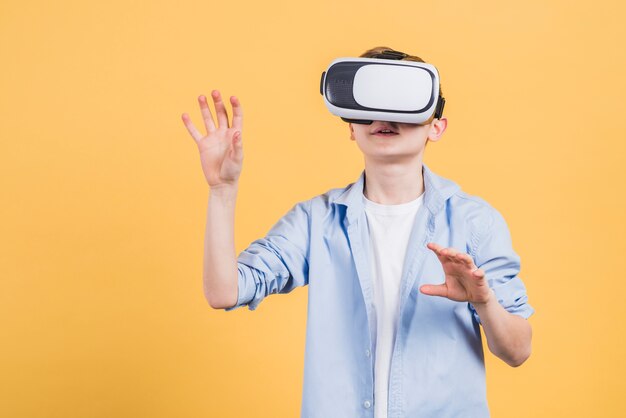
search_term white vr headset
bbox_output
[319,50,445,125]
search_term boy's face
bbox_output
[348,117,447,163]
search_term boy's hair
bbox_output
[358,46,443,98]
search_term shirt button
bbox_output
[364,400,371,409]
[365,349,371,357]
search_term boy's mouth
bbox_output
[372,131,398,137]
[371,123,399,136]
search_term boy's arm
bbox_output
[183,91,310,312]
[181,91,244,309]
[203,184,239,309]
[224,199,311,312]
[204,182,311,312]
[420,207,534,367]
[471,288,532,367]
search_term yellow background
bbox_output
[1,0,625,416]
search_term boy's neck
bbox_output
[362,159,425,205]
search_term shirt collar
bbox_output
[332,163,460,225]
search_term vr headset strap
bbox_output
[371,49,408,60]
[434,96,445,120]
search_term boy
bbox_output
[181,46,534,418]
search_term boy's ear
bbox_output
[427,117,447,142]
[349,123,355,141]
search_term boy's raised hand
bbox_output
[420,242,493,305]
[181,90,244,188]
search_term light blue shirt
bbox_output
[225,163,534,418]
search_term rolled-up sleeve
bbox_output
[468,206,535,324]
[224,199,311,311]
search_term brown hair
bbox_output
[358,46,443,98]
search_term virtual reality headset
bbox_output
[319,50,445,125]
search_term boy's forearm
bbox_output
[472,289,533,367]
[203,184,239,309]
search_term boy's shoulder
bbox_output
[448,188,501,230]
[450,188,496,211]
[424,164,504,225]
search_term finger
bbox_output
[427,243,464,265]
[472,268,486,278]
[230,95,243,131]
[181,113,203,142]
[427,243,451,264]
[199,94,217,133]
[444,248,458,258]
[426,242,445,255]
[437,247,457,263]
[211,90,229,129]
[454,252,475,267]
[420,284,448,298]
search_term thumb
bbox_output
[420,284,448,298]
[231,131,243,160]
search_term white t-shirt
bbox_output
[363,191,424,418]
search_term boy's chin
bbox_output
[362,150,423,161]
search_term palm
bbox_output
[197,128,241,185]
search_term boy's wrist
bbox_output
[210,182,239,194]
[209,183,239,204]
[471,288,496,309]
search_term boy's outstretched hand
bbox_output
[420,242,493,305]
[420,242,532,367]
[181,90,244,189]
